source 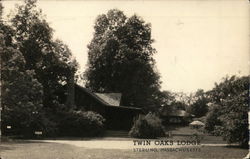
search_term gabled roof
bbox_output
[75,84,141,111]
[162,109,190,117]
[95,93,121,106]
[169,110,188,117]
[189,120,205,126]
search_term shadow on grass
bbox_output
[0,140,42,153]
[164,124,185,131]
[41,136,136,141]
[3,136,134,142]
[1,139,47,145]
[224,145,249,150]
[0,145,16,152]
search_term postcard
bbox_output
[0,0,249,158]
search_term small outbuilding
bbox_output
[189,120,205,129]
[160,109,192,124]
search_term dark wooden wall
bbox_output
[74,86,142,130]
[74,86,105,115]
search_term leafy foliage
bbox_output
[1,0,78,137]
[0,21,46,137]
[187,89,209,117]
[59,111,105,137]
[10,0,78,112]
[204,104,222,134]
[205,76,249,147]
[129,113,165,138]
[84,9,161,110]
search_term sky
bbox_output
[2,0,249,93]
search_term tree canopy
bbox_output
[0,11,45,136]
[1,0,79,136]
[187,89,209,117]
[205,76,249,147]
[84,9,161,109]
[10,0,78,111]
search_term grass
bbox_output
[0,126,247,159]
[164,125,227,144]
[0,140,248,159]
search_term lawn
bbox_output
[0,126,248,159]
[0,140,248,159]
[164,126,227,144]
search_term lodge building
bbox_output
[66,84,143,130]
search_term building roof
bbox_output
[75,84,141,111]
[189,120,205,126]
[169,110,188,117]
[95,93,121,106]
[162,109,190,117]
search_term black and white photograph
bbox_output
[0,0,249,158]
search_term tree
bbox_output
[1,0,78,136]
[205,76,249,147]
[10,0,78,112]
[204,104,222,133]
[187,89,209,117]
[208,76,247,105]
[84,9,161,110]
[173,92,195,107]
[218,88,248,147]
[0,16,45,136]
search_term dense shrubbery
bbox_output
[2,111,58,138]
[3,109,106,138]
[129,113,165,138]
[204,104,222,135]
[204,76,249,148]
[58,111,105,137]
[1,0,77,138]
[186,89,209,118]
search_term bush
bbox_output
[186,89,209,118]
[204,104,222,133]
[59,111,105,137]
[2,109,57,138]
[38,116,58,137]
[205,76,249,148]
[219,90,248,148]
[129,113,165,138]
